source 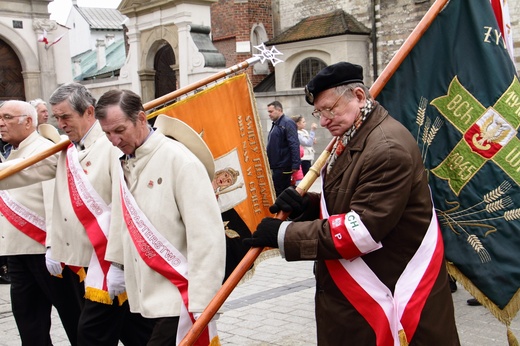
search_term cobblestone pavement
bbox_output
[218,257,520,345]
[0,257,518,345]
[0,257,520,346]
[0,178,518,345]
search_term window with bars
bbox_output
[292,58,327,88]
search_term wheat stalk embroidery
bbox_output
[467,235,491,263]
[504,208,520,221]
[416,96,427,141]
[421,117,443,162]
[415,96,443,162]
[413,97,517,264]
[435,181,516,264]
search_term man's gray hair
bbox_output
[29,98,47,108]
[335,83,373,101]
[49,83,96,116]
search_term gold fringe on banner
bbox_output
[447,262,520,345]
[508,326,519,346]
[238,249,281,285]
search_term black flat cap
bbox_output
[305,62,364,105]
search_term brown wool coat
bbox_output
[283,103,460,345]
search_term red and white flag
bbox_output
[38,30,65,48]
[47,33,65,48]
[37,30,49,45]
[490,0,514,61]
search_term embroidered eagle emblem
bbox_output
[476,115,511,148]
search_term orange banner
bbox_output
[149,73,275,279]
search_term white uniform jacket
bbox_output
[0,131,55,255]
[0,122,122,266]
[106,131,226,318]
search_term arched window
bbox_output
[251,24,269,75]
[292,58,327,88]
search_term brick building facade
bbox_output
[211,0,274,86]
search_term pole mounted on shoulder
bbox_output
[179,0,450,345]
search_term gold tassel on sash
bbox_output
[209,336,221,346]
[398,329,409,346]
[85,287,112,305]
[116,292,128,306]
[76,267,87,282]
[84,287,128,306]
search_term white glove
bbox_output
[107,264,125,299]
[45,247,63,276]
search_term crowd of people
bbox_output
[0,84,224,345]
[0,61,480,345]
[266,101,318,196]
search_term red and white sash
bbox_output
[66,144,116,304]
[320,181,443,346]
[0,190,46,245]
[0,186,86,281]
[119,168,219,346]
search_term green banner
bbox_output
[377,0,520,316]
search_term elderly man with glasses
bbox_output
[0,85,154,346]
[245,62,460,345]
[0,100,82,345]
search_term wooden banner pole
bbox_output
[144,57,261,114]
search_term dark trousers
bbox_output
[9,255,83,346]
[147,317,179,346]
[0,255,8,268]
[78,297,154,346]
[301,160,312,177]
[272,168,293,197]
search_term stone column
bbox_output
[32,19,58,101]
[137,70,155,104]
[174,21,191,88]
[123,16,142,94]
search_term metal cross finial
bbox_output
[253,43,284,66]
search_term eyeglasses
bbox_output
[0,114,27,122]
[312,89,347,120]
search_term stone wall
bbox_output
[276,0,520,82]
[508,0,520,72]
